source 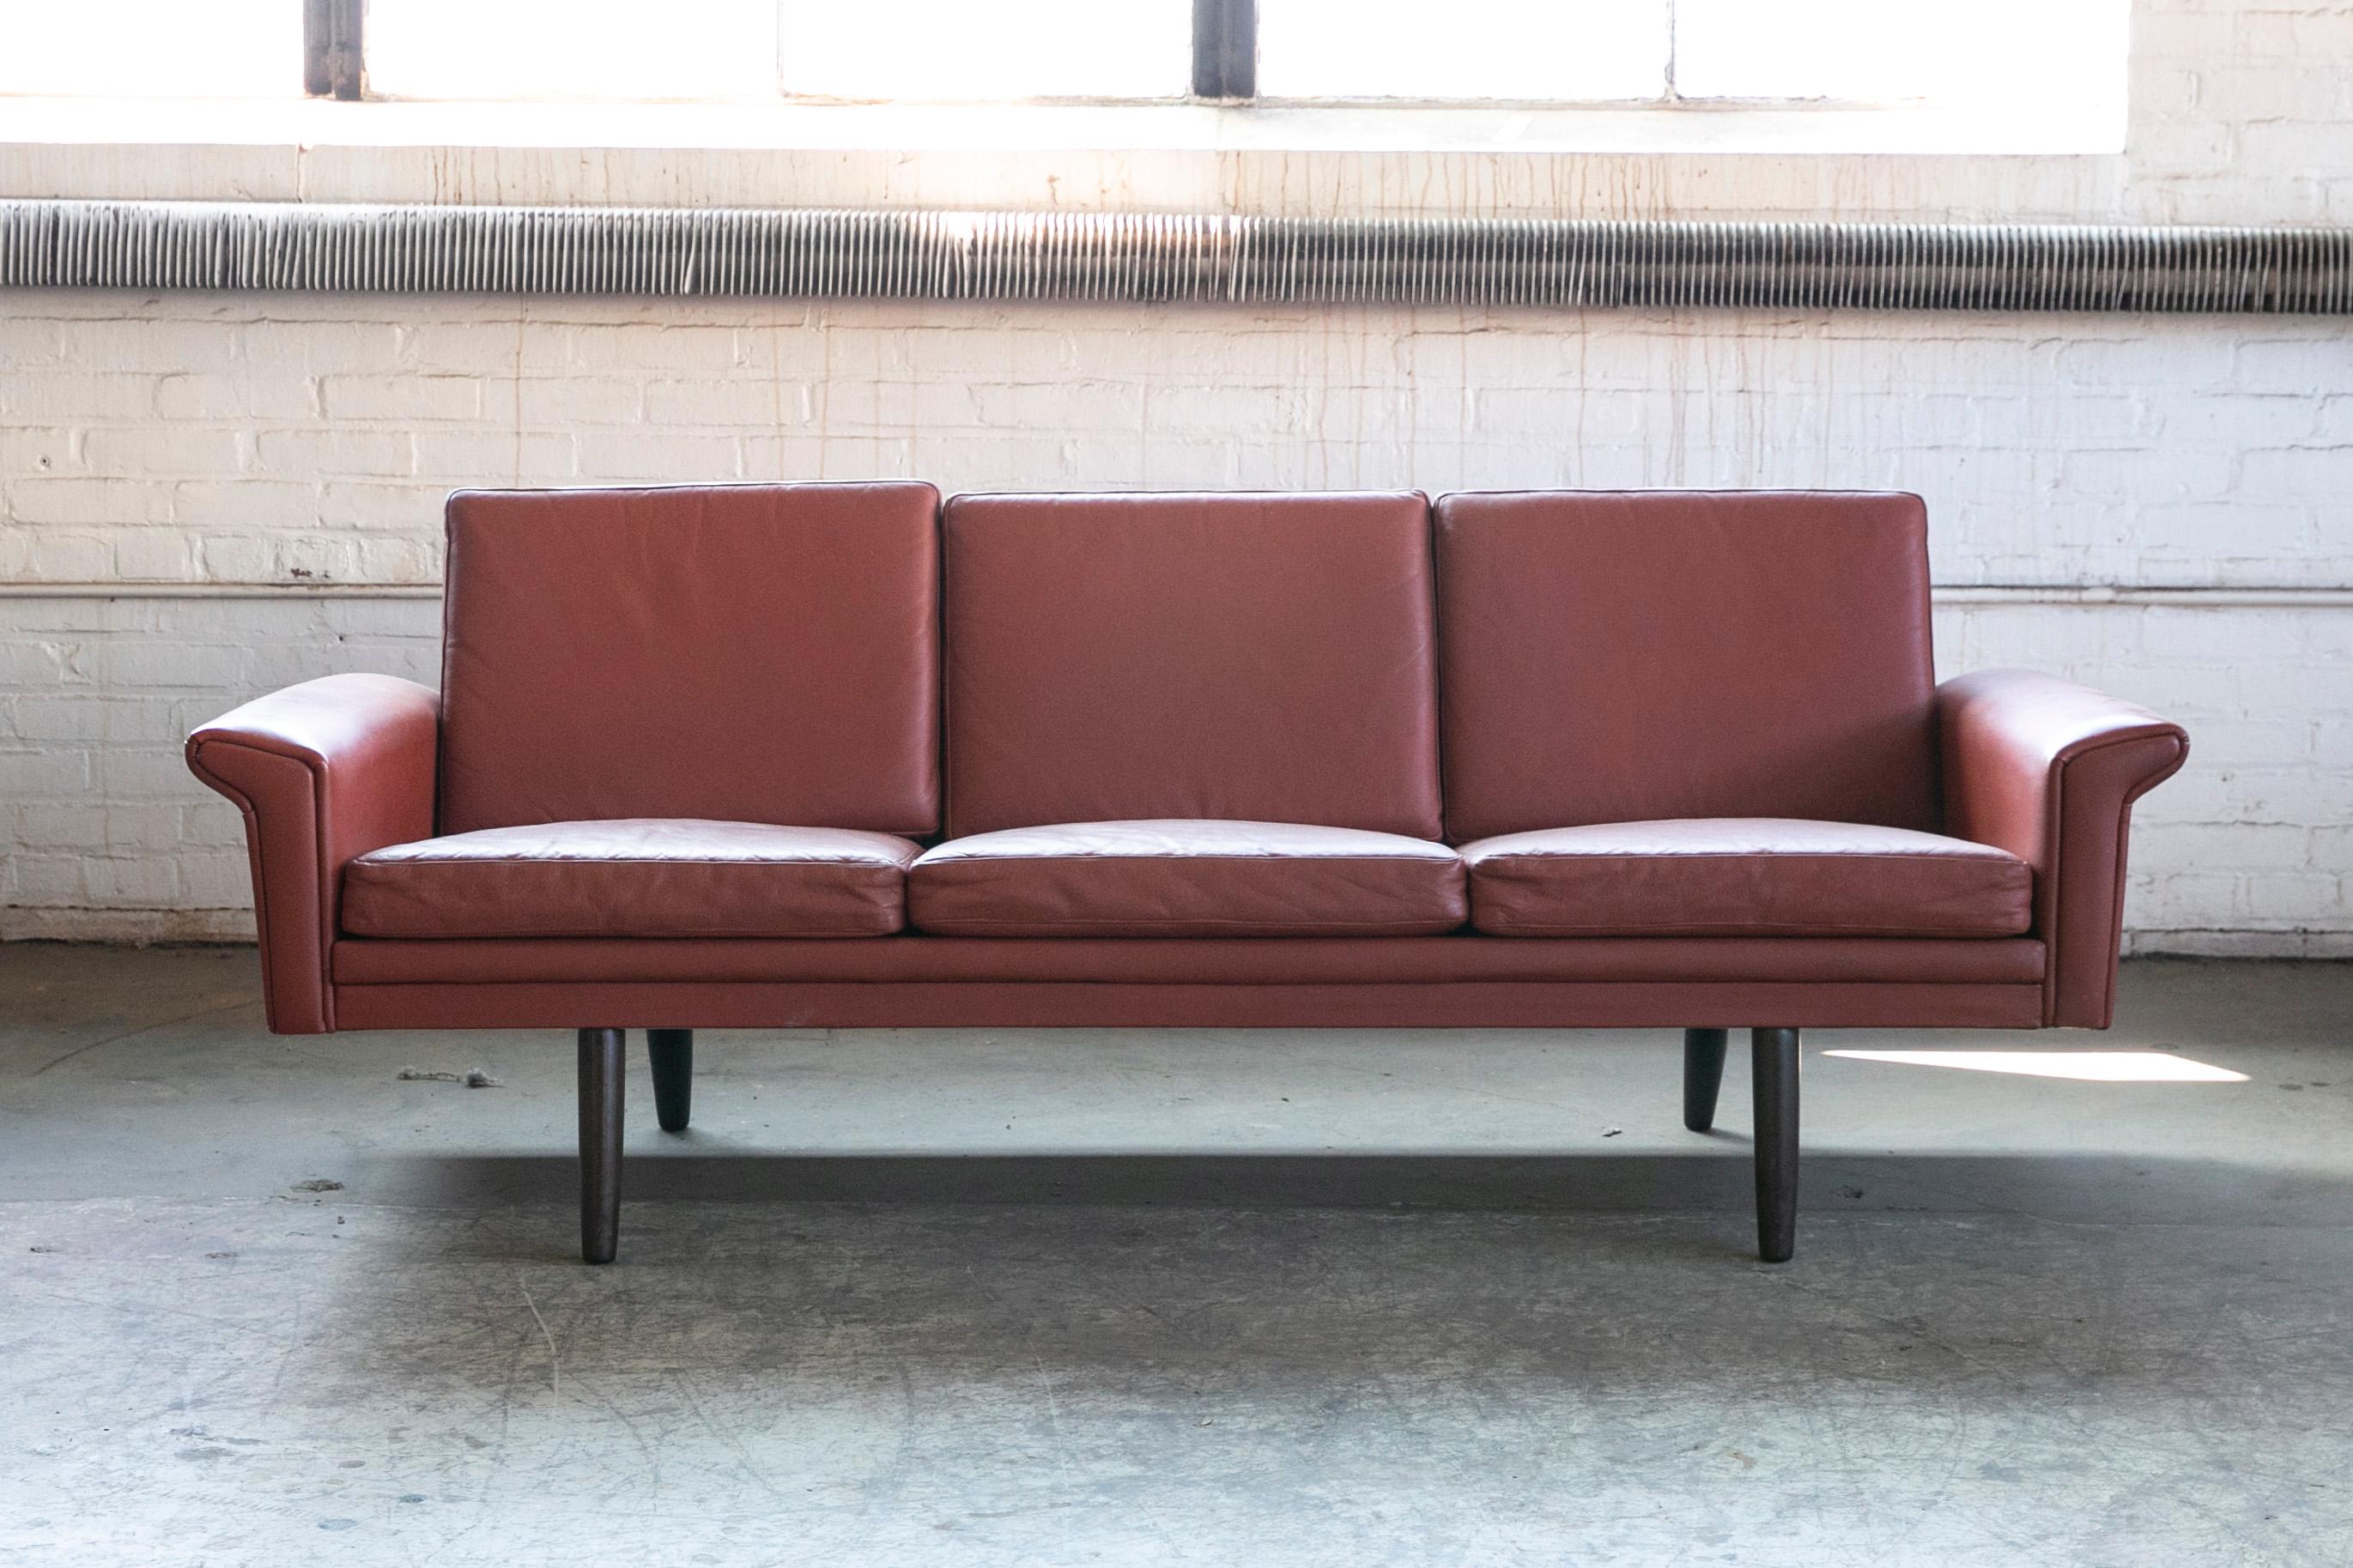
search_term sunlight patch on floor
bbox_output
[1822,1050,2250,1083]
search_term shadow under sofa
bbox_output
[186,483,2188,1265]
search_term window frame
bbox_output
[293,0,2115,130]
[303,0,364,100]
[310,0,1263,105]
[1192,0,1256,100]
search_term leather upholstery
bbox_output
[1461,819,2032,938]
[440,482,940,836]
[186,674,440,1033]
[343,820,919,940]
[336,935,2043,987]
[1434,491,1941,841]
[907,820,1467,936]
[1938,669,2189,1026]
[941,493,1443,838]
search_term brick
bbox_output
[2236,445,2353,500]
[2312,826,2353,873]
[179,850,258,910]
[100,641,248,689]
[8,853,89,905]
[322,375,484,421]
[23,530,116,578]
[57,318,236,366]
[642,379,805,427]
[82,426,250,476]
[351,537,441,582]
[2198,66,2353,123]
[0,748,94,796]
[0,427,81,474]
[0,374,157,421]
[2061,448,2234,496]
[558,324,746,372]
[155,372,320,421]
[235,320,405,371]
[196,534,281,581]
[82,855,179,905]
[515,378,643,426]
[112,530,198,581]
[409,433,577,484]
[2131,502,2311,566]
[172,481,322,530]
[98,746,210,799]
[5,478,173,526]
[2233,338,2353,394]
[2241,874,2346,924]
[253,430,417,478]
[314,482,446,531]
[15,802,108,849]
[573,433,744,482]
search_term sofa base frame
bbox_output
[572,1022,1807,1266]
[340,980,2042,1031]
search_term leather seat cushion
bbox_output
[1462,819,2032,938]
[907,820,1469,937]
[342,820,920,939]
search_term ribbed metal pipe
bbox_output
[3,199,2349,312]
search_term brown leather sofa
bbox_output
[186,484,2188,1264]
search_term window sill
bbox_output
[0,94,2123,160]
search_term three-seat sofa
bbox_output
[186,484,2187,1264]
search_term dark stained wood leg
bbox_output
[578,1026,625,1264]
[647,1028,693,1133]
[1751,1026,1801,1263]
[1683,1027,1729,1131]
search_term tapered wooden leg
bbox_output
[647,1028,693,1133]
[1683,1027,1729,1131]
[1751,1026,1801,1263]
[578,1026,625,1264]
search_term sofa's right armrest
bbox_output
[186,675,440,1033]
[1937,669,2188,1029]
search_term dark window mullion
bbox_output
[1192,0,1257,100]
[304,0,364,100]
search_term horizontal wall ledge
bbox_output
[7,583,2350,607]
[1929,586,2353,608]
[2,199,2349,313]
[0,582,448,601]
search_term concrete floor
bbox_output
[3,947,2350,1566]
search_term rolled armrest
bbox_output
[1937,669,2187,1027]
[186,675,440,1032]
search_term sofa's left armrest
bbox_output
[1937,669,2188,1028]
[186,675,440,1033]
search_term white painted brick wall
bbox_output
[1,0,2349,950]
[0,595,439,941]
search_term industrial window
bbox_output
[0,0,2126,124]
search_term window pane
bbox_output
[784,0,1190,100]
[0,0,299,98]
[1673,0,2127,105]
[366,0,777,101]
[1258,0,1669,100]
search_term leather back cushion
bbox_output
[1434,490,1940,841]
[943,492,1443,838]
[440,482,940,836]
